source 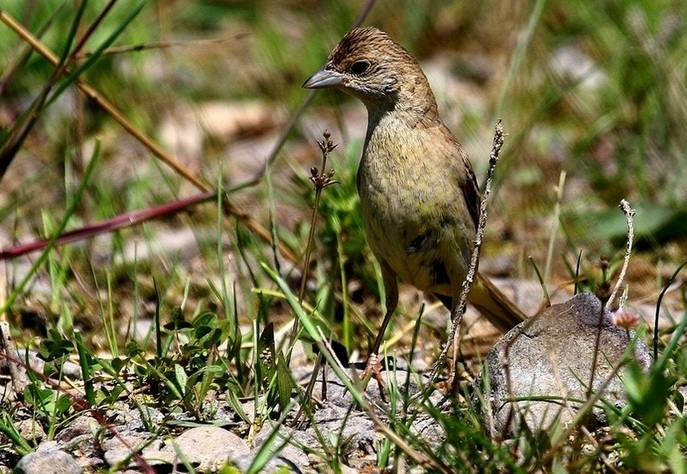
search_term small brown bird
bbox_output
[303,27,526,365]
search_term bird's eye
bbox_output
[350,60,371,75]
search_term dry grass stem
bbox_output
[606,199,636,309]
[430,120,506,387]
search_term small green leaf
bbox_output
[276,352,293,413]
[174,364,188,396]
[193,312,218,327]
[256,323,276,389]
[110,357,126,374]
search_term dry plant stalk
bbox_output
[606,199,636,309]
[289,131,339,427]
[288,130,338,357]
[429,120,507,388]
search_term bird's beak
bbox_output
[302,68,343,89]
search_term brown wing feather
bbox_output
[461,155,480,231]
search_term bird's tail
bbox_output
[468,273,527,333]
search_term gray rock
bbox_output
[102,433,164,468]
[34,441,58,451]
[14,419,45,444]
[54,415,99,444]
[14,449,81,474]
[477,293,651,436]
[105,402,164,433]
[161,426,250,471]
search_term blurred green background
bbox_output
[1,0,685,346]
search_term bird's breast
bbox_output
[356,126,474,294]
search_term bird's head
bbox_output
[303,27,434,112]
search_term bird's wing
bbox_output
[461,155,480,231]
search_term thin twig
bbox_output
[288,132,339,426]
[68,0,118,61]
[352,0,379,29]
[74,35,249,58]
[0,193,216,260]
[606,199,635,309]
[287,131,338,359]
[429,120,506,386]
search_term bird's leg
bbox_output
[362,263,398,395]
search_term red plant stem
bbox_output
[0,192,216,260]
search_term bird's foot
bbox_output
[361,353,388,402]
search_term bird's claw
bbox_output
[361,353,388,402]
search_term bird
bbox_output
[303,26,526,370]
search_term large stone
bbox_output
[15,448,81,474]
[162,426,250,471]
[477,293,651,436]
